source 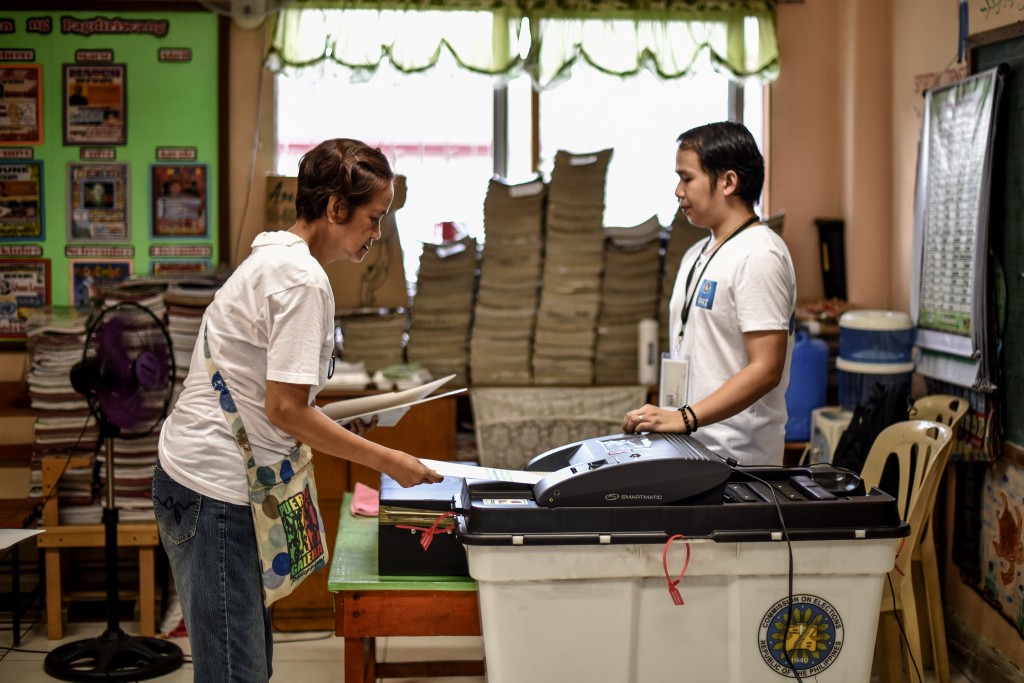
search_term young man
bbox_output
[623,121,797,465]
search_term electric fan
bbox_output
[45,302,183,681]
[197,0,297,29]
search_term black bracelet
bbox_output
[685,404,699,433]
[678,407,692,434]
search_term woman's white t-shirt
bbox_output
[668,223,797,465]
[158,231,334,505]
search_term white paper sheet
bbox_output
[0,528,44,551]
[420,458,551,485]
[338,388,466,427]
[320,374,457,426]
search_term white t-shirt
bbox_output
[668,223,797,465]
[158,231,335,504]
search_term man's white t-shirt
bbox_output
[158,231,335,505]
[668,223,797,465]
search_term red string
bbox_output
[892,536,907,577]
[396,511,455,551]
[662,533,691,606]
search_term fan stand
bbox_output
[43,432,184,681]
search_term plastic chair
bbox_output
[860,420,954,683]
[904,395,968,683]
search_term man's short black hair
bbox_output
[677,121,765,208]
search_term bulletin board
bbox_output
[0,9,220,340]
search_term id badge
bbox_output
[659,353,690,409]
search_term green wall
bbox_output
[0,10,219,310]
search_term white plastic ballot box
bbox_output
[453,433,907,683]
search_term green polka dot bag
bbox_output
[203,326,328,607]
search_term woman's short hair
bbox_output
[677,122,765,208]
[295,139,394,222]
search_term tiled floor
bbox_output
[0,611,978,682]
[0,612,485,682]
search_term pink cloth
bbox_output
[350,482,379,517]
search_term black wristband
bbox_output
[678,407,692,434]
[685,404,699,433]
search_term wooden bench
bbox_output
[37,455,160,640]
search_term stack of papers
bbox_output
[99,434,160,521]
[658,209,708,355]
[595,217,664,384]
[406,237,478,389]
[471,177,547,385]
[533,149,612,385]
[25,308,99,515]
[163,277,224,382]
[336,309,409,376]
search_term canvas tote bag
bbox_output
[202,326,329,606]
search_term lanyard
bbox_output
[679,215,760,328]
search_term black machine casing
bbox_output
[457,432,909,546]
[378,472,468,577]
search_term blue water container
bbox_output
[839,310,914,363]
[784,327,830,441]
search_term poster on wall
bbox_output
[152,260,209,276]
[0,258,50,340]
[0,161,43,240]
[63,64,126,146]
[67,162,129,241]
[69,259,132,308]
[0,64,43,145]
[151,164,207,237]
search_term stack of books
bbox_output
[470,177,547,385]
[163,277,224,383]
[533,149,612,385]
[658,209,708,356]
[406,237,478,389]
[336,309,409,376]
[25,308,99,524]
[595,215,665,385]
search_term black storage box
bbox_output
[378,471,469,577]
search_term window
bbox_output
[274,18,768,286]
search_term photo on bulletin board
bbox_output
[69,259,132,309]
[0,258,50,340]
[67,162,129,241]
[0,64,43,145]
[151,164,207,238]
[151,260,210,276]
[0,161,44,240]
[63,64,126,146]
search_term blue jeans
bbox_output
[153,460,273,682]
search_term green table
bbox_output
[329,494,483,683]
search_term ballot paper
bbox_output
[321,374,462,427]
[0,529,44,551]
[420,458,551,486]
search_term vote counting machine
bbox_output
[378,431,908,574]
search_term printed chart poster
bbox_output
[152,164,207,237]
[69,260,132,309]
[63,64,126,146]
[0,65,43,145]
[68,162,129,241]
[0,259,50,340]
[0,161,44,240]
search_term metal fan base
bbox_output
[43,627,184,681]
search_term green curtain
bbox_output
[267,0,778,87]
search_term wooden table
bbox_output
[0,498,42,647]
[329,494,484,683]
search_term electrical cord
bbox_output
[886,572,923,683]
[736,466,803,682]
